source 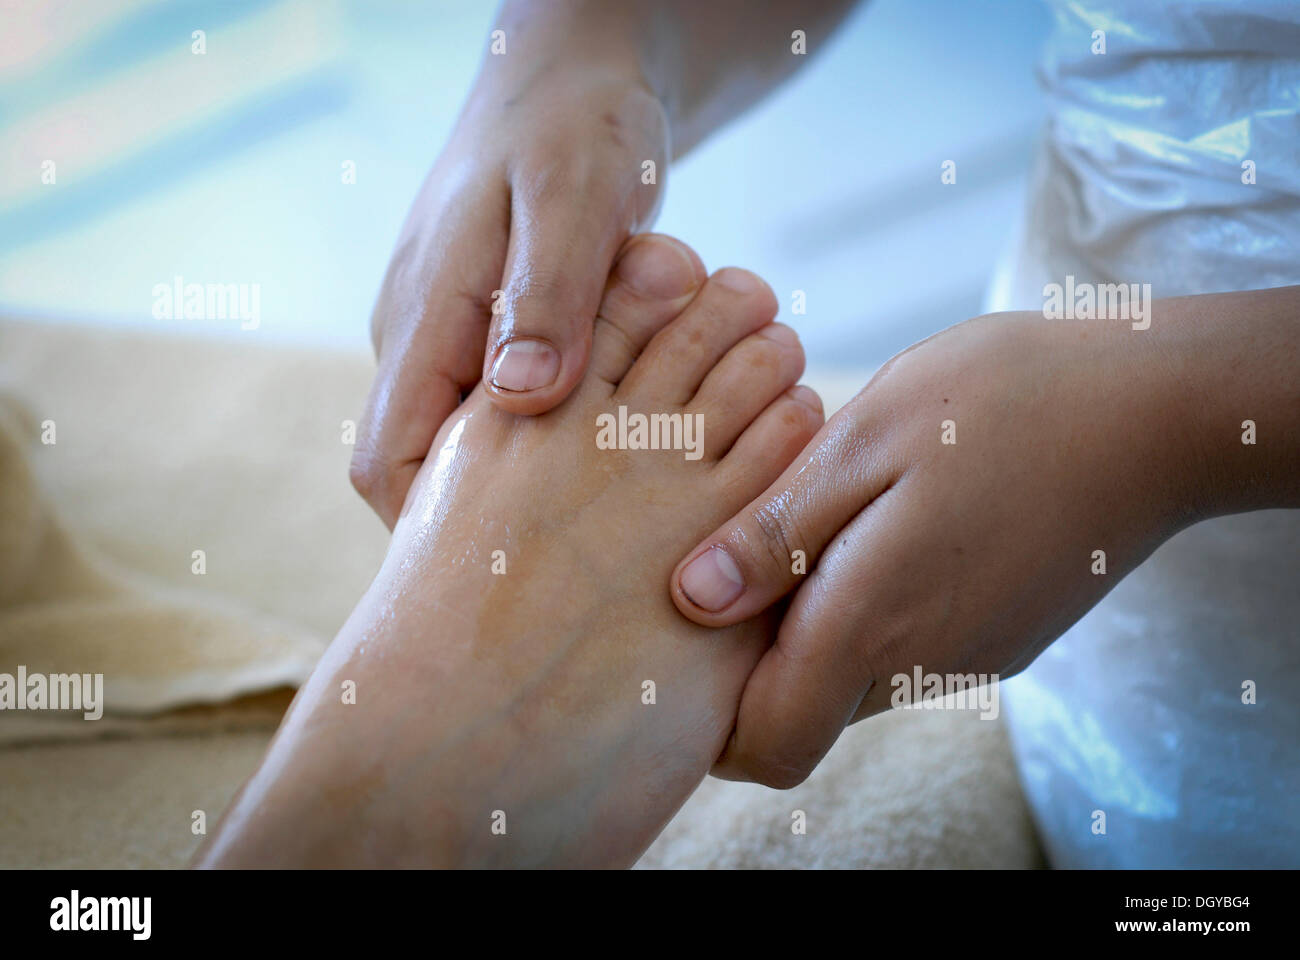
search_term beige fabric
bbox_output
[2,732,275,869]
[0,395,323,743]
[641,707,1042,869]
[0,318,1040,868]
[0,319,386,744]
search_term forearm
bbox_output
[1155,285,1300,518]
[492,0,861,156]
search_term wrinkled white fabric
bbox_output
[987,0,1300,867]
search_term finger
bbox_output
[711,492,904,788]
[670,405,897,625]
[351,336,476,529]
[484,159,637,414]
[352,188,506,528]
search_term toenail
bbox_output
[616,237,698,299]
[789,385,822,411]
[490,339,560,393]
[679,546,745,612]
[713,267,760,294]
[761,323,800,347]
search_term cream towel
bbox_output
[0,319,386,744]
[0,391,322,742]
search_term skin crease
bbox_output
[196,236,825,868]
[671,288,1300,788]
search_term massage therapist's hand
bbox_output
[350,15,668,527]
[352,0,860,527]
[670,290,1300,787]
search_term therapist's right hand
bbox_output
[351,61,669,528]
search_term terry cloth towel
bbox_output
[0,317,1040,868]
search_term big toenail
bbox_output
[616,238,697,298]
[713,267,760,293]
[490,339,560,393]
[679,546,745,612]
[761,324,800,347]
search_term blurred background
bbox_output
[0,0,1052,371]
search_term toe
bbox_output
[589,234,706,386]
[687,323,806,457]
[719,385,824,502]
[617,267,778,406]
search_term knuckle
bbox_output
[507,263,569,307]
[744,503,805,579]
[504,260,601,331]
[819,409,880,482]
[503,284,581,334]
[521,163,572,206]
[516,149,592,207]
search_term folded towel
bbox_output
[0,318,387,744]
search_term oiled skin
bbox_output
[197,235,823,868]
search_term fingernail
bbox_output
[490,339,560,393]
[713,267,760,294]
[616,237,697,298]
[679,546,745,612]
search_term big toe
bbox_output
[589,234,707,386]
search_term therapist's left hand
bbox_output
[669,309,1215,787]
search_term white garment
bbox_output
[987,0,1300,867]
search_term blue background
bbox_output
[0,0,1053,371]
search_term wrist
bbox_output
[1145,287,1300,521]
[488,0,667,98]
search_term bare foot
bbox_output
[198,234,823,868]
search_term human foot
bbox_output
[198,234,823,868]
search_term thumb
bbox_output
[483,167,636,415]
[670,415,888,626]
[710,489,909,788]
